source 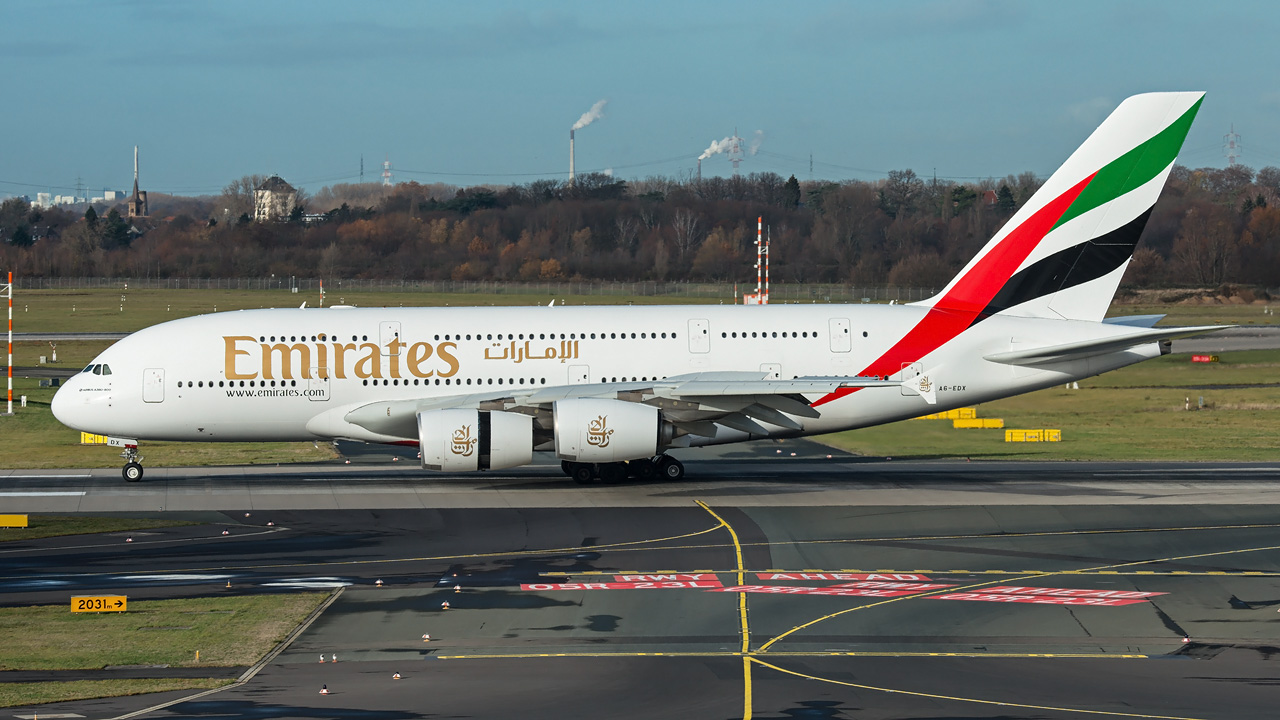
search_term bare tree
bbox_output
[218,174,268,220]
[670,208,703,261]
[613,215,640,253]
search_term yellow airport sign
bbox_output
[0,514,28,528]
[72,595,127,613]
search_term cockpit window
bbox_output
[100,365,112,376]
[92,365,103,375]
[83,364,98,374]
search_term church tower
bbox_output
[127,146,148,218]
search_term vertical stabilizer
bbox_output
[921,92,1203,323]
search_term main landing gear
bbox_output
[561,455,685,484]
[121,446,144,482]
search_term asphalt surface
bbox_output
[2,442,1280,719]
[1171,325,1280,352]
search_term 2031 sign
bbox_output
[71,595,127,612]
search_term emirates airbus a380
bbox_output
[54,92,1226,483]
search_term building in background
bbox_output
[254,175,297,222]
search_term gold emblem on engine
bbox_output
[451,425,477,457]
[586,415,613,448]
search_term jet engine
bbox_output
[418,409,533,471]
[553,398,669,463]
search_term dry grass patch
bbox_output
[0,515,199,543]
[0,594,328,670]
[0,678,230,709]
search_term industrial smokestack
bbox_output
[569,129,575,184]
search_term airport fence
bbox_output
[10,277,939,303]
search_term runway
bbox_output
[3,442,1280,719]
[3,439,1280,511]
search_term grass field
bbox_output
[0,593,326,708]
[5,287,730,335]
[1,287,1274,336]
[822,349,1280,461]
[0,515,199,542]
[0,678,231,709]
[0,594,327,671]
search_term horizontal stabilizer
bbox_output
[1102,314,1166,328]
[985,325,1230,366]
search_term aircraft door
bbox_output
[760,362,782,379]
[688,319,710,353]
[829,318,851,353]
[308,367,330,401]
[379,321,402,356]
[568,365,590,384]
[142,368,164,403]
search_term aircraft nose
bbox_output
[50,378,81,430]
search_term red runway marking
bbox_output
[710,585,925,598]
[521,580,723,591]
[928,592,1156,607]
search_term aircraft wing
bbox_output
[340,372,900,440]
[983,325,1230,367]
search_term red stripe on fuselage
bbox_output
[811,173,1095,407]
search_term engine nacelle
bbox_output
[418,409,533,472]
[554,398,660,463]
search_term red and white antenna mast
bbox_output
[744,217,769,305]
[382,156,393,186]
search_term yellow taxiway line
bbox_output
[749,657,1207,720]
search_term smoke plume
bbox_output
[749,130,764,156]
[572,99,608,130]
[698,137,734,161]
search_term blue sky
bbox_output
[3,0,1278,197]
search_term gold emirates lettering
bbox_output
[223,336,459,380]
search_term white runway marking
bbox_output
[0,491,86,496]
[1,474,92,479]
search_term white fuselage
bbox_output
[52,303,1160,448]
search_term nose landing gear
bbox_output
[121,446,144,482]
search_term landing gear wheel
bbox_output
[657,455,685,481]
[599,462,627,484]
[570,463,596,485]
[629,458,657,481]
[123,462,144,482]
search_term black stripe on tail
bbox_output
[974,208,1152,322]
